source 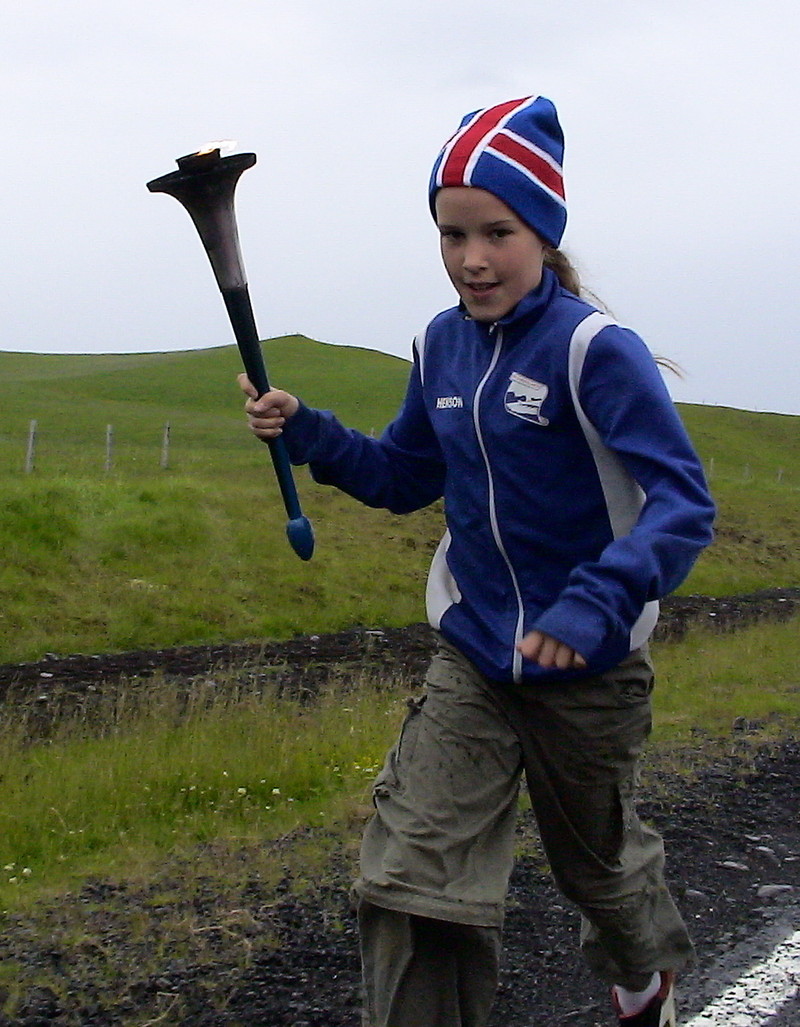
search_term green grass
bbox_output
[0,475,442,662]
[677,403,800,593]
[0,339,409,478]
[680,403,799,484]
[0,615,797,915]
[0,342,797,663]
[652,616,800,737]
[0,667,403,909]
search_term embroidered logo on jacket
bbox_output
[504,373,549,425]
[436,395,464,409]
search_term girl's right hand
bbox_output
[238,374,300,440]
[517,629,587,671]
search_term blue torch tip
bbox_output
[286,516,315,561]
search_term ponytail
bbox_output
[543,247,582,296]
[544,247,605,311]
[543,247,682,377]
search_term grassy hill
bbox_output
[0,338,409,475]
[0,338,797,663]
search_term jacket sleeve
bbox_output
[279,345,446,515]
[533,325,716,665]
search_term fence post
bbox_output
[25,419,37,473]
[161,422,171,469]
[105,425,114,473]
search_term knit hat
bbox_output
[429,96,567,248]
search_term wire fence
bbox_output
[6,421,798,490]
[22,420,175,474]
[704,456,795,487]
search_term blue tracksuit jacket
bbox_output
[281,268,716,684]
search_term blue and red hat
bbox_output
[429,96,567,248]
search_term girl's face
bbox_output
[436,187,546,322]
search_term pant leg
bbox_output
[354,640,523,926]
[491,648,694,991]
[357,900,501,1027]
[354,640,521,1026]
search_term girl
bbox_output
[242,95,715,1027]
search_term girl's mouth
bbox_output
[465,281,498,296]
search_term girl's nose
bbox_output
[462,239,488,272]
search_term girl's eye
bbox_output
[492,228,512,239]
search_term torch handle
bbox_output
[221,286,315,560]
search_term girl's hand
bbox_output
[238,374,299,439]
[517,630,587,671]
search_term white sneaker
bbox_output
[612,972,676,1026]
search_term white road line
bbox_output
[684,928,800,1026]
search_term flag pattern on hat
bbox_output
[430,96,567,248]
[435,97,565,204]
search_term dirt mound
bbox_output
[2,588,798,699]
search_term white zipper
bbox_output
[472,326,526,682]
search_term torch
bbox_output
[146,147,314,560]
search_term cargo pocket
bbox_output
[598,647,653,706]
[372,694,427,799]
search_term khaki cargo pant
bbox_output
[352,637,694,1027]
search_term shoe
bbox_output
[612,971,676,1026]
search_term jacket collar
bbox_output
[459,267,560,334]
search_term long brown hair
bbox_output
[543,247,681,376]
[543,247,582,297]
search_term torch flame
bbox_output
[196,139,237,156]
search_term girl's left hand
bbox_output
[517,630,587,670]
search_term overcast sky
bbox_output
[2,1,798,415]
